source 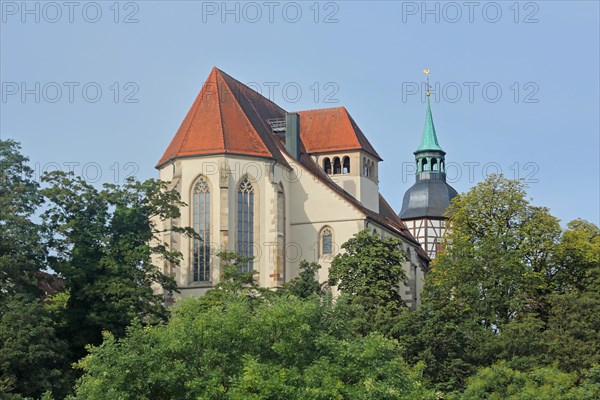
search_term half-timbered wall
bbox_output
[405,218,446,259]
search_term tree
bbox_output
[69,295,436,400]
[485,313,549,372]
[393,300,495,392]
[283,260,321,298]
[0,296,70,399]
[41,171,195,360]
[395,175,567,391]
[329,230,408,334]
[425,174,561,328]
[191,250,267,311]
[0,140,70,398]
[0,140,45,300]
[538,219,600,374]
[544,292,600,373]
[397,177,599,392]
[455,362,600,400]
[552,219,600,293]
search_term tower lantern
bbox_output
[399,70,458,259]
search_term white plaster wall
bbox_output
[157,154,293,299]
[311,151,380,213]
[283,154,366,284]
[154,152,427,306]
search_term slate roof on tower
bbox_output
[157,67,289,168]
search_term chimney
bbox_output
[285,113,300,160]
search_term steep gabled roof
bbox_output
[157,67,289,168]
[297,107,382,160]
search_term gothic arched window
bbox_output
[192,177,210,282]
[237,177,255,272]
[276,184,285,280]
[333,157,341,174]
[321,227,333,257]
[363,157,369,177]
[342,156,350,174]
[431,158,438,171]
[323,158,332,174]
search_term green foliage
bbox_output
[541,219,600,373]
[552,219,600,293]
[2,143,599,399]
[425,175,561,328]
[393,301,494,392]
[455,362,600,400]
[41,171,196,359]
[283,260,322,298]
[0,296,69,399]
[191,251,267,311]
[486,313,549,371]
[544,291,600,373]
[0,140,45,300]
[213,250,258,293]
[69,296,436,400]
[329,230,408,334]
[396,176,600,392]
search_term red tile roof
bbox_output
[157,67,288,168]
[157,67,427,263]
[298,107,382,160]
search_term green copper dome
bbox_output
[416,96,443,152]
[400,91,457,220]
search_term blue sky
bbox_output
[1,0,599,225]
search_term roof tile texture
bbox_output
[157,67,287,167]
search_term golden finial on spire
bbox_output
[423,69,431,97]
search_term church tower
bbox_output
[399,71,457,259]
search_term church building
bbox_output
[155,67,442,309]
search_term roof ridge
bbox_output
[216,68,287,114]
[217,69,289,164]
[227,73,277,138]
[342,108,382,160]
[298,106,346,113]
[217,69,269,156]
[214,71,227,152]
